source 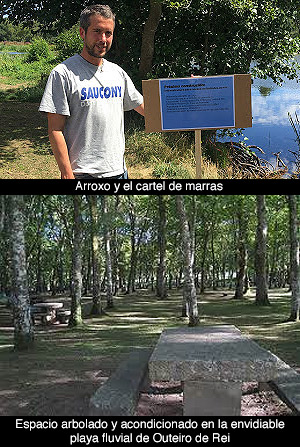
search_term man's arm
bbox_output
[47,113,75,179]
[134,102,145,116]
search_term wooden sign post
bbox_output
[195,129,202,179]
[142,74,252,179]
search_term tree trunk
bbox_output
[200,229,209,293]
[139,0,162,79]
[211,231,217,290]
[112,196,121,296]
[126,196,139,294]
[269,221,279,289]
[9,195,34,350]
[176,195,199,326]
[69,196,83,327]
[234,209,247,299]
[88,196,103,315]
[255,195,270,305]
[156,195,168,298]
[102,196,114,309]
[288,195,300,320]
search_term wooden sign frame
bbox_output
[142,74,252,178]
[142,74,252,133]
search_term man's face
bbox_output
[80,14,114,60]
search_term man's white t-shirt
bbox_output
[39,54,143,177]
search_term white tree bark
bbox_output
[9,195,34,350]
[288,195,300,320]
[176,195,199,326]
[255,195,270,305]
[69,195,83,326]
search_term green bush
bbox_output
[26,38,51,62]
[55,25,83,62]
[0,53,54,83]
[0,19,33,42]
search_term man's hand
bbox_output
[134,102,145,116]
[48,113,75,179]
[61,172,75,179]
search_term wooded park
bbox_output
[1,194,300,416]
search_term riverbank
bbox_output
[0,41,297,179]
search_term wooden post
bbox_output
[195,129,202,179]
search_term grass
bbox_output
[0,41,294,179]
[0,42,234,179]
[125,129,196,179]
[0,45,59,179]
[0,98,235,179]
[0,288,299,365]
[0,53,54,86]
[0,102,59,178]
[0,288,299,415]
[0,42,30,52]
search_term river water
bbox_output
[224,56,300,172]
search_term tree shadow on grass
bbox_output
[1,290,299,415]
[0,101,52,165]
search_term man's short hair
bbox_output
[80,4,116,33]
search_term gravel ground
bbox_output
[136,381,294,416]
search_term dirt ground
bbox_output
[0,101,151,179]
[0,292,296,417]
[0,102,59,179]
[0,331,294,416]
[136,381,294,416]
[0,353,294,417]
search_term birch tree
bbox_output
[8,195,34,350]
[234,197,248,299]
[102,196,114,309]
[156,195,167,298]
[255,195,270,305]
[288,195,300,321]
[176,195,199,326]
[69,195,83,327]
[88,196,103,315]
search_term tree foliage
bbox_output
[2,193,300,350]
[0,18,33,41]
[1,0,299,83]
[0,195,296,304]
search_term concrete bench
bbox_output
[30,306,50,325]
[56,309,71,324]
[268,360,300,414]
[89,348,152,416]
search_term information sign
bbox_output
[159,76,235,131]
[142,74,252,178]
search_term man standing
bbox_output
[39,4,144,179]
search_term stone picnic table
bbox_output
[31,302,64,325]
[148,325,282,416]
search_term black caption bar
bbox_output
[1,179,299,195]
[4,416,297,446]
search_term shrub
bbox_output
[26,38,51,62]
[55,25,83,62]
[0,19,33,42]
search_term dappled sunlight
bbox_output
[0,344,14,350]
[0,389,18,396]
[117,316,173,322]
[1,288,299,415]
[0,327,14,332]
